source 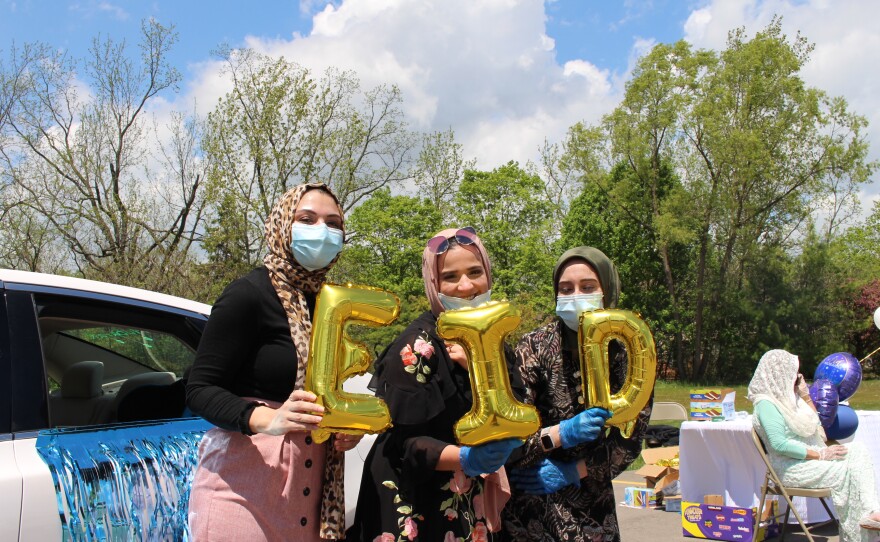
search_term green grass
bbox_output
[653,378,880,413]
[624,378,880,471]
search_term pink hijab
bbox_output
[421,228,509,532]
[421,227,493,317]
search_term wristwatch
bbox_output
[540,429,556,452]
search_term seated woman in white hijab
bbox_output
[747,349,880,541]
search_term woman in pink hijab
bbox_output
[348,227,523,542]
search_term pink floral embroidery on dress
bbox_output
[400,331,434,383]
[402,517,419,540]
[472,522,489,542]
[401,345,417,366]
[413,338,434,358]
[449,470,472,495]
[439,472,491,541]
[379,480,424,542]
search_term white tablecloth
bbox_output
[680,410,880,525]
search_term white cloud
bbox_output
[682,7,712,43]
[69,1,130,21]
[181,0,622,175]
[682,0,880,206]
[166,0,878,221]
[97,2,128,20]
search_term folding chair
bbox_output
[750,428,838,542]
[649,401,688,422]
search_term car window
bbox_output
[62,326,194,377]
[31,292,206,429]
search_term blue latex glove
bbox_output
[459,438,521,477]
[509,458,580,494]
[558,407,612,448]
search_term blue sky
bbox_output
[2,1,697,78]
[2,1,310,75]
[545,1,697,68]
[2,0,879,207]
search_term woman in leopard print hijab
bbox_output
[188,183,358,541]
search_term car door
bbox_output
[4,281,211,541]
[0,284,24,542]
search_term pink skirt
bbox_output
[188,408,326,541]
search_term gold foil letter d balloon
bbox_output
[436,301,540,446]
[305,283,400,443]
[579,309,656,432]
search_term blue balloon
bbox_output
[814,352,862,401]
[809,379,838,429]
[825,404,859,440]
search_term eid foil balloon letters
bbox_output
[578,309,657,433]
[304,283,400,443]
[436,301,541,446]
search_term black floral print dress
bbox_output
[348,310,524,542]
[501,319,652,542]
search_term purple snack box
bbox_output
[682,502,779,542]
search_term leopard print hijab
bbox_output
[263,182,347,539]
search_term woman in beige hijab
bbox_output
[748,349,880,540]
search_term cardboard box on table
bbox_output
[682,500,779,542]
[690,388,736,421]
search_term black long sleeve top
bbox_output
[185,266,315,433]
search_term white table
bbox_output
[679,410,880,526]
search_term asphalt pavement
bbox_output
[612,471,840,542]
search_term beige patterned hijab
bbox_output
[262,182,346,539]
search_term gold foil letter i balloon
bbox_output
[304,283,400,443]
[578,309,656,435]
[436,300,540,446]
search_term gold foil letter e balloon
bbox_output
[436,301,540,446]
[578,309,656,432]
[305,283,400,443]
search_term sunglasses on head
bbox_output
[426,227,477,255]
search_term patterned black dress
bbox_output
[348,310,524,542]
[501,319,652,542]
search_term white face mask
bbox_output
[438,290,492,311]
[555,293,604,331]
[290,223,344,271]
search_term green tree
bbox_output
[412,128,475,221]
[560,162,691,376]
[454,162,557,334]
[202,49,417,273]
[832,200,880,284]
[1,21,205,294]
[558,19,875,380]
[682,21,873,378]
[332,188,442,354]
[601,40,708,377]
[831,201,880,374]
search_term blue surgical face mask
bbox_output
[438,290,492,311]
[290,223,344,271]
[555,293,604,331]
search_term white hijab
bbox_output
[747,349,825,440]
